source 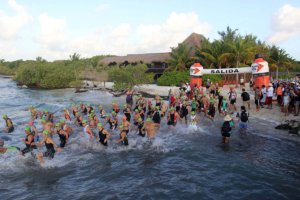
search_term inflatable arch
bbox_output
[190,54,270,90]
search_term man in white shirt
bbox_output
[266,83,274,109]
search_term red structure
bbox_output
[189,62,203,90]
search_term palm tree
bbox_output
[168,43,192,71]
[197,39,229,68]
[269,46,294,79]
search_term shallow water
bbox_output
[0,77,299,200]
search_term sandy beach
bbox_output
[84,81,298,125]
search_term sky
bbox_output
[0,0,300,61]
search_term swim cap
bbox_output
[41,119,46,123]
[135,109,139,112]
[91,110,95,113]
[97,123,103,127]
[87,103,90,106]
[55,123,60,127]
[43,130,49,135]
[146,118,152,122]
[123,104,127,108]
[82,120,87,124]
[99,105,102,108]
[44,109,48,113]
[138,118,142,122]
[60,119,65,123]
[112,111,116,115]
[106,113,111,117]
[2,114,7,119]
[119,125,124,129]
[138,107,142,111]
[24,126,31,132]
[29,121,34,126]
[155,106,160,110]
[170,107,175,111]
[191,111,195,115]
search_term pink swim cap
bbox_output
[29,121,34,126]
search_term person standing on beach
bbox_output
[261,85,267,108]
[254,86,262,112]
[266,83,274,109]
[228,88,237,112]
[241,88,250,110]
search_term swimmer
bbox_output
[121,116,131,134]
[167,107,179,127]
[0,139,20,154]
[116,125,128,146]
[60,119,72,136]
[152,106,162,126]
[99,105,106,118]
[97,123,111,146]
[142,117,160,139]
[21,126,37,156]
[36,130,62,164]
[82,120,94,142]
[3,114,14,133]
[123,104,131,122]
[63,108,71,121]
[55,123,68,148]
[137,117,145,137]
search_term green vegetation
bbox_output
[157,71,189,86]
[202,74,222,84]
[108,64,154,91]
[157,26,297,86]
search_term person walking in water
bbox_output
[97,123,111,146]
[221,115,234,144]
[3,114,14,133]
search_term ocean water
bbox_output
[0,77,299,200]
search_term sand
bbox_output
[84,81,298,125]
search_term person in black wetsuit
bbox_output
[116,127,128,146]
[123,104,131,122]
[81,103,88,115]
[180,102,189,124]
[21,126,37,155]
[167,107,179,127]
[55,123,68,148]
[137,117,145,137]
[87,103,94,114]
[97,123,111,146]
[152,106,161,126]
[75,113,83,127]
[37,130,61,164]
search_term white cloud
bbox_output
[36,12,211,60]
[95,4,109,13]
[37,13,68,52]
[136,12,211,52]
[268,4,300,44]
[0,0,32,40]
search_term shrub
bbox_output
[157,71,189,86]
[202,74,222,84]
[108,64,154,91]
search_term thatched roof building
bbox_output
[100,32,205,66]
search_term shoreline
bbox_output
[1,77,298,126]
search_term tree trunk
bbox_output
[276,66,278,80]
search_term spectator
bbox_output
[254,86,262,112]
[276,84,283,105]
[241,88,250,110]
[260,85,267,108]
[283,90,290,116]
[266,83,274,109]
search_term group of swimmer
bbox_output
[1,87,250,163]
